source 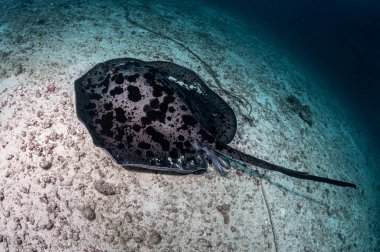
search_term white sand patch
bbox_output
[0,0,378,251]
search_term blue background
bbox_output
[209,0,380,148]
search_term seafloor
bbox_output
[0,0,379,251]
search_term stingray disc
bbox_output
[75,58,237,173]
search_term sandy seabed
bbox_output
[0,0,379,251]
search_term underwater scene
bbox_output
[0,0,379,251]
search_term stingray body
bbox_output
[75,58,356,188]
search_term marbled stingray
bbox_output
[75,58,356,188]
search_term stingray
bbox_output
[74,58,356,188]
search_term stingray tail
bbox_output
[214,142,357,188]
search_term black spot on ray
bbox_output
[126,73,139,82]
[132,124,141,132]
[146,110,165,123]
[110,86,124,97]
[114,107,127,123]
[115,73,124,84]
[141,116,151,125]
[100,75,111,94]
[98,111,114,137]
[145,126,170,151]
[152,84,163,97]
[143,104,152,113]
[127,85,142,102]
[150,98,159,109]
[182,115,197,127]
[104,102,113,110]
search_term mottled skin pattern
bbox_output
[75,58,235,173]
[75,58,356,188]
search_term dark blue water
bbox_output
[208,0,380,149]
